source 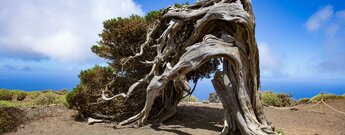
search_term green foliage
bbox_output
[33,92,60,106]
[13,90,27,101]
[66,65,114,109]
[27,91,42,99]
[310,93,345,102]
[66,65,148,121]
[261,91,293,107]
[0,100,32,107]
[276,128,285,135]
[145,10,163,23]
[0,89,14,100]
[91,15,157,83]
[173,2,189,8]
[181,95,200,102]
[0,89,67,108]
[277,93,293,106]
[0,89,27,101]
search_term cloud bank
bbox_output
[0,0,144,63]
[306,5,333,32]
[306,5,345,74]
[258,42,285,77]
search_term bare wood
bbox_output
[100,0,276,134]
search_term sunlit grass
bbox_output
[310,94,345,102]
[0,88,68,107]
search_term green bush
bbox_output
[277,93,293,106]
[181,95,200,102]
[13,91,27,101]
[28,91,42,99]
[33,92,59,106]
[66,65,154,122]
[66,65,114,109]
[0,89,14,100]
[0,89,28,101]
[261,91,293,107]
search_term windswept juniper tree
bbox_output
[78,0,276,134]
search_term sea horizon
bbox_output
[1,74,344,100]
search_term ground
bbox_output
[4,99,345,135]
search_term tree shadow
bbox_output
[150,103,224,134]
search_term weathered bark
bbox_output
[100,0,276,134]
[212,60,274,135]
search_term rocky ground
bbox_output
[4,99,345,135]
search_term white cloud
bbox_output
[306,6,345,74]
[258,42,284,77]
[0,0,144,63]
[306,5,333,31]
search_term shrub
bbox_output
[181,95,200,102]
[33,92,59,106]
[262,91,281,107]
[66,65,115,109]
[0,89,13,100]
[66,65,147,122]
[276,128,285,135]
[277,93,293,106]
[0,89,28,101]
[13,91,27,101]
[261,91,293,107]
[28,91,42,99]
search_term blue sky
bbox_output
[0,0,344,99]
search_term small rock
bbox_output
[20,125,25,128]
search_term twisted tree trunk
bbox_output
[101,0,276,134]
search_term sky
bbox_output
[0,0,344,99]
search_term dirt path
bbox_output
[265,99,345,135]
[5,99,345,135]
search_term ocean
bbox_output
[191,78,345,100]
[0,74,344,100]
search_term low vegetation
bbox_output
[276,128,285,135]
[181,95,200,102]
[294,98,310,105]
[0,88,67,107]
[261,91,293,107]
[0,88,68,133]
[261,91,345,107]
[310,93,345,102]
